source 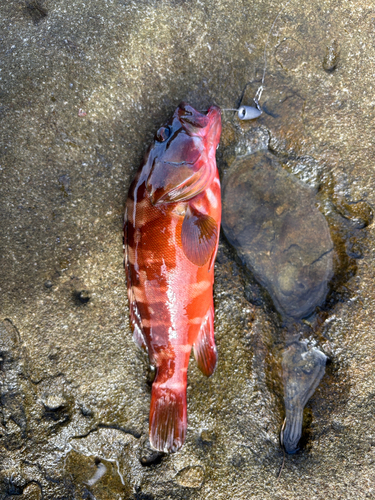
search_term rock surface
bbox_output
[1,0,375,499]
[222,151,333,319]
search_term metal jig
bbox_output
[221,105,262,120]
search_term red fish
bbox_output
[124,102,221,453]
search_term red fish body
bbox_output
[124,103,221,453]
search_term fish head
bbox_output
[146,102,221,205]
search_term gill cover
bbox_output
[146,103,221,205]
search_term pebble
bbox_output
[323,40,340,71]
[175,466,204,488]
[41,394,66,411]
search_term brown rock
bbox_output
[222,151,333,319]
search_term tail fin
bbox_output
[149,385,187,453]
[282,406,303,454]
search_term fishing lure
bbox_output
[124,102,222,453]
[223,0,293,120]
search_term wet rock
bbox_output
[69,427,138,459]
[231,454,245,468]
[139,439,164,466]
[283,156,324,191]
[323,40,340,71]
[175,465,204,488]
[37,380,72,427]
[24,1,47,25]
[281,341,327,454]
[79,404,94,418]
[0,469,26,498]
[238,77,310,155]
[21,482,43,500]
[228,126,270,160]
[222,151,334,319]
[0,319,21,356]
[275,38,305,72]
[58,174,71,198]
[64,451,130,500]
[334,200,373,229]
[199,429,216,444]
[0,320,28,449]
[68,427,142,494]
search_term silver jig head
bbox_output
[221,104,262,121]
[221,0,292,121]
[237,105,262,120]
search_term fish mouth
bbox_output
[177,102,211,128]
[176,103,222,150]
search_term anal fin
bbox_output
[193,306,218,377]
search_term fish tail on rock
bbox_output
[282,406,303,454]
[194,306,218,377]
[149,384,187,453]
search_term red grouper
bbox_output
[124,102,222,453]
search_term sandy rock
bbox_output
[1,0,375,498]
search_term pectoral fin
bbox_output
[181,205,218,267]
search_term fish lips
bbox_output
[176,103,222,148]
[176,102,210,129]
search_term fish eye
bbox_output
[156,126,171,142]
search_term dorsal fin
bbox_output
[181,205,218,267]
